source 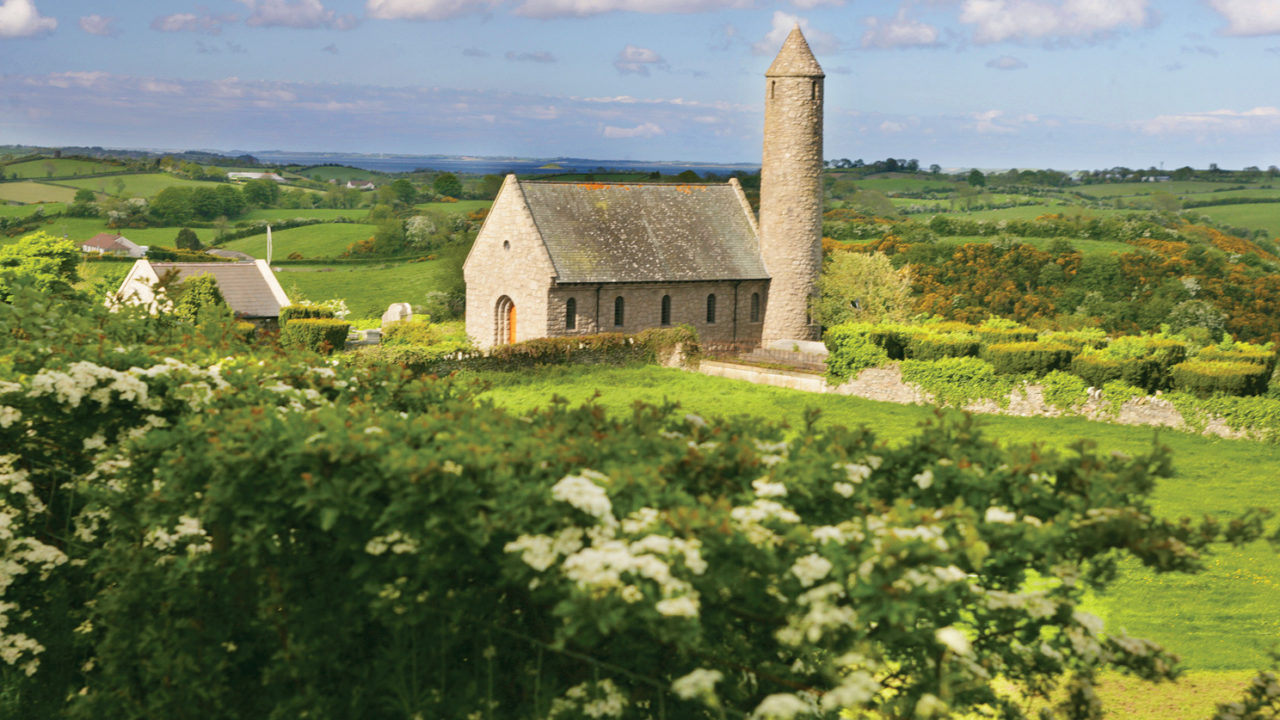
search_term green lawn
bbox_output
[53,173,224,198]
[273,243,467,317]
[17,217,218,248]
[2,157,122,179]
[0,202,64,217]
[220,222,379,259]
[476,364,1280,672]
[0,182,79,204]
[294,165,381,183]
[76,258,135,293]
[414,200,492,215]
[242,208,365,222]
[1180,188,1280,203]
[1193,203,1280,238]
[947,205,1118,221]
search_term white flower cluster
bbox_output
[776,582,857,646]
[984,506,1017,524]
[752,477,788,498]
[983,588,1056,618]
[0,405,21,429]
[1,455,65,678]
[144,515,213,557]
[547,678,628,719]
[552,471,615,527]
[560,534,704,617]
[730,499,801,547]
[671,667,723,702]
[365,530,420,556]
[750,692,813,719]
[29,361,155,410]
[790,553,833,588]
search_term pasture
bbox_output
[415,199,492,215]
[242,208,365,222]
[848,173,960,193]
[273,242,466,317]
[2,157,122,178]
[220,222,379,259]
[0,181,78,204]
[0,202,64,217]
[54,173,224,198]
[1193,202,1280,238]
[1073,181,1250,198]
[293,165,380,183]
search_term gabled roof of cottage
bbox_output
[766,25,824,78]
[517,180,768,284]
[149,261,289,318]
[83,232,129,251]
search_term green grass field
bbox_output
[1179,188,1280,203]
[476,364,1280,676]
[53,173,224,198]
[850,174,960,193]
[1073,181,1249,198]
[0,202,64,217]
[1193,203,1280,238]
[75,258,135,292]
[220,222,379,259]
[948,205,1121,221]
[294,165,381,183]
[0,182,79,204]
[274,243,466,317]
[935,234,1134,257]
[414,200,492,215]
[2,158,122,179]
[242,208,366,222]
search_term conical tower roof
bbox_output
[766,25,824,78]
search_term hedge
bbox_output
[904,331,980,361]
[279,303,336,327]
[981,341,1077,376]
[1071,354,1157,392]
[974,327,1039,345]
[280,318,351,354]
[823,324,890,381]
[1196,345,1277,375]
[1171,360,1271,397]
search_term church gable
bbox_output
[518,179,768,284]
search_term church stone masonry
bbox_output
[463,26,825,351]
[758,26,825,345]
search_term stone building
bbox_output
[463,26,824,351]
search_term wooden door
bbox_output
[507,303,516,344]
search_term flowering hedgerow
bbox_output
[1,279,1278,720]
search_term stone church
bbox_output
[463,26,824,351]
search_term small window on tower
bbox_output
[661,295,671,326]
[770,80,775,99]
[811,81,816,100]
[614,296,625,327]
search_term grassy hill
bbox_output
[2,157,123,179]
[0,181,78,204]
[53,173,225,198]
[221,222,379,259]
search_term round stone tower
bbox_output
[759,25,825,345]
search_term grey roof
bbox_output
[151,262,284,318]
[766,26,824,77]
[519,181,768,284]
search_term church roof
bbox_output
[766,26,825,78]
[518,180,768,284]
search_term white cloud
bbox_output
[861,9,940,49]
[79,15,117,37]
[880,120,906,132]
[603,122,665,138]
[366,0,501,20]
[506,50,557,63]
[151,13,236,34]
[142,79,184,94]
[1142,106,1280,134]
[515,0,750,19]
[791,0,844,7]
[985,55,1027,69]
[237,0,356,29]
[752,11,840,55]
[614,45,668,75]
[1207,0,1280,36]
[971,109,1041,133]
[0,0,55,38]
[959,0,1150,43]
[42,71,110,89]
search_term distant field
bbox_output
[242,208,365,222]
[1194,203,1280,237]
[20,217,219,249]
[415,200,492,215]
[3,157,123,179]
[55,173,223,198]
[221,222,379,259]
[935,234,1134,257]
[0,182,78,204]
[531,173,653,182]
[948,204,1103,221]
[0,202,64,217]
[855,174,960,193]
[294,165,380,183]
[1179,188,1280,203]
[1074,181,1249,198]
[274,243,466,317]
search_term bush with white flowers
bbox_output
[1,277,1274,720]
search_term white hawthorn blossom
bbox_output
[936,626,972,656]
[552,471,615,526]
[750,692,810,719]
[790,553,833,587]
[985,506,1017,524]
[672,668,723,702]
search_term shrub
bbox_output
[824,324,890,381]
[1038,369,1089,411]
[233,320,257,343]
[1101,380,1147,414]
[900,356,1013,407]
[1171,360,1271,397]
[1040,328,1108,351]
[1071,353,1154,391]
[1196,343,1277,376]
[904,331,980,361]
[280,318,350,354]
[974,327,1039,345]
[279,302,335,327]
[981,341,1076,376]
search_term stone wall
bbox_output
[546,279,769,344]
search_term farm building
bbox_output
[81,232,146,258]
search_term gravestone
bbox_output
[381,302,412,328]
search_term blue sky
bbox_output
[2,0,1279,169]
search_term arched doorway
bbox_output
[496,296,516,345]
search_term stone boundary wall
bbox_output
[698,360,1263,441]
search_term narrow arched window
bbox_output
[566,297,576,330]
[750,292,761,322]
[770,80,775,99]
[660,295,671,326]
[614,296,625,327]
[706,294,717,324]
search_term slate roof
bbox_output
[766,26,824,77]
[518,180,768,284]
[149,262,286,318]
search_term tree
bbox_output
[243,178,281,207]
[167,273,228,323]
[391,178,417,206]
[191,186,222,220]
[929,164,941,175]
[851,189,897,217]
[676,169,701,182]
[214,184,247,218]
[150,187,194,226]
[174,228,201,251]
[433,173,463,199]
[967,168,986,187]
[67,189,99,218]
[481,174,504,199]
[811,250,913,327]
[0,231,82,301]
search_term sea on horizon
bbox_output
[251,151,760,177]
